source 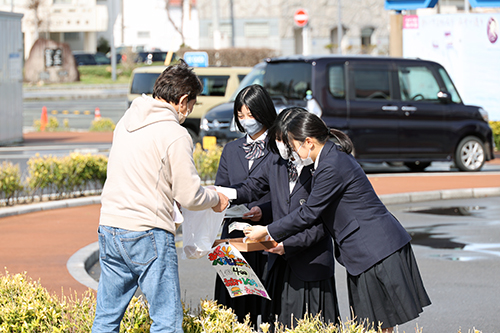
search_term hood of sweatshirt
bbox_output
[123,94,180,132]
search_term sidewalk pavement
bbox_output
[23,84,128,101]
[1,131,499,297]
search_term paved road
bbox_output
[23,97,128,131]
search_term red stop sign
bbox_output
[294,9,308,27]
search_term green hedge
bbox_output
[0,153,107,206]
[490,121,500,151]
[0,145,223,205]
[27,153,108,199]
[0,271,389,333]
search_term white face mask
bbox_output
[240,118,264,137]
[292,142,314,167]
[276,141,291,160]
[177,106,192,125]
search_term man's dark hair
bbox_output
[152,59,203,104]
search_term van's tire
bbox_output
[454,136,485,172]
[404,161,431,172]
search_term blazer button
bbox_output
[299,199,306,205]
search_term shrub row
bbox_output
[0,153,107,206]
[178,47,279,67]
[0,271,408,333]
[490,121,500,151]
[193,143,223,182]
[0,145,223,206]
[33,117,116,133]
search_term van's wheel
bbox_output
[454,136,485,171]
[404,161,430,172]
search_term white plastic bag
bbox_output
[181,208,225,259]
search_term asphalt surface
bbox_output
[1,131,500,332]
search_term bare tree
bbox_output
[165,0,186,46]
[27,0,43,40]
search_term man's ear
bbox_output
[178,94,189,107]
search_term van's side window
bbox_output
[438,68,462,103]
[199,75,230,96]
[328,65,345,99]
[398,66,440,102]
[352,69,391,100]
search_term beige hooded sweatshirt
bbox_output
[99,94,220,235]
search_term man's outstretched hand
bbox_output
[212,191,229,212]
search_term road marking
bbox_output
[44,110,93,116]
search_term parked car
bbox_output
[134,51,178,65]
[73,52,111,66]
[200,55,495,171]
[127,65,251,140]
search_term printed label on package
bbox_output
[207,242,270,299]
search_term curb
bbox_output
[2,187,500,291]
[67,241,99,291]
[0,196,102,218]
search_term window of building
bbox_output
[244,22,269,37]
[209,23,232,38]
[137,31,150,39]
[361,27,374,46]
[63,32,80,41]
[330,26,347,53]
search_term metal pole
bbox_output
[464,0,470,13]
[110,0,117,81]
[229,0,235,47]
[302,24,310,56]
[337,0,342,54]
[212,0,221,49]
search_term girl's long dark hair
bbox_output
[233,84,277,133]
[268,107,353,156]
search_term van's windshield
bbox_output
[264,62,312,101]
[229,63,266,101]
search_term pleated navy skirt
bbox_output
[262,255,340,329]
[347,242,431,329]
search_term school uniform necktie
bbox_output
[242,140,265,160]
[287,160,298,182]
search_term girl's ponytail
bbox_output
[329,128,353,155]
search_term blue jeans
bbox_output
[92,226,183,333]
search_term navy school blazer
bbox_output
[264,155,335,282]
[215,136,273,238]
[235,140,411,276]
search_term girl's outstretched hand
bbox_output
[243,225,268,240]
[265,242,285,255]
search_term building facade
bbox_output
[0,0,108,58]
[196,0,392,56]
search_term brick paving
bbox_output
[0,131,498,297]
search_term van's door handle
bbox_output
[382,106,398,111]
[401,106,417,112]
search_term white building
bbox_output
[100,0,199,52]
[196,0,392,56]
[0,0,108,58]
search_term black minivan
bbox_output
[201,55,494,171]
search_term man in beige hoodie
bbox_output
[92,61,229,333]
